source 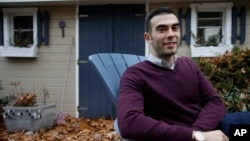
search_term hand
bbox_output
[203,130,229,141]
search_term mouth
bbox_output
[163,42,176,46]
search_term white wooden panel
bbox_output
[50,20,75,28]
[0,62,68,69]
[50,27,76,36]
[0,70,68,78]
[38,45,75,53]
[34,53,76,62]
[49,36,76,45]
[0,78,75,87]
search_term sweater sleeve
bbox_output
[191,61,226,131]
[117,67,194,141]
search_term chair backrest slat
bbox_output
[88,53,146,107]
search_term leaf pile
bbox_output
[0,115,124,141]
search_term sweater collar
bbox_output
[147,54,178,69]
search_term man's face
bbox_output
[145,13,181,58]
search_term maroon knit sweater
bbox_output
[117,56,225,141]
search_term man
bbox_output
[116,7,229,141]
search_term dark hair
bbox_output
[145,7,177,33]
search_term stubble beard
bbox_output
[157,45,179,58]
[160,50,177,58]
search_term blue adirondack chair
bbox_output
[88,53,146,108]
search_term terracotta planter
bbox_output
[2,103,56,132]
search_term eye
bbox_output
[157,27,167,33]
[172,25,180,31]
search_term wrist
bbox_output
[193,131,205,141]
[192,131,196,141]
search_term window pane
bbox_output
[196,12,222,46]
[13,31,33,46]
[13,16,33,47]
[14,16,33,29]
[198,12,222,27]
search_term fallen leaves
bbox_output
[0,115,124,141]
[13,93,37,107]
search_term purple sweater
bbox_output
[117,56,225,141]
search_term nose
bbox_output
[166,29,174,37]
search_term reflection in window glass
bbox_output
[13,16,33,47]
[196,12,222,46]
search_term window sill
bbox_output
[191,44,233,57]
[0,44,38,57]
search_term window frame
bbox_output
[190,2,233,57]
[0,7,38,57]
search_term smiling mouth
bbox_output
[164,42,176,46]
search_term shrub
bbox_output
[0,80,16,107]
[196,47,250,113]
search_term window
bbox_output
[190,3,233,57]
[0,8,38,57]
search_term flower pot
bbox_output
[2,103,56,132]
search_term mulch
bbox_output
[0,114,124,141]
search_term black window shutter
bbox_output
[178,8,191,46]
[185,8,191,46]
[0,11,3,46]
[240,6,246,44]
[231,6,237,44]
[231,6,246,45]
[178,8,183,45]
[37,11,42,47]
[44,11,49,46]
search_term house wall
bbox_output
[0,5,77,116]
[148,1,250,57]
[0,0,249,118]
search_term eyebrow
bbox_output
[156,23,180,29]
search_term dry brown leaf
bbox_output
[0,115,124,141]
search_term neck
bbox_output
[154,53,174,64]
[163,56,174,64]
[151,50,176,64]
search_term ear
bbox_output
[144,32,152,43]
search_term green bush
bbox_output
[196,47,250,113]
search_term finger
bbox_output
[222,134,229,141]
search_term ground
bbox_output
[0,115,124,141]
